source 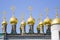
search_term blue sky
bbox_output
[0,0,60,33]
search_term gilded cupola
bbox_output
[44,8,51,25]
[27,15,35,25]
[20,12,26,27]
[10,17,18,24]
[37,21,43,30]
[51,7,60,25]
[27,6,35,25]
[37,13,43,30]
[38,13,43,26]
[39,21,43,26]
[10,6,18,24]
[20,21,26,30]
[20,21,26,27]
[2,11,7,25]
[44,17,51,25]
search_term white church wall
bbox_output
[8,39,51,40]
[51,25,60,40]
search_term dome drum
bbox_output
[44,17,51,25]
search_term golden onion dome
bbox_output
[37,25,40,30]
[27,16,35,25]
[51,7,60,25]
[44,17,51,25]
[20,21,26,26]
[51,18,60,25]
[10,17,18,24]
[39,21,43,26]
[37,22,43,30]
[2,21,7,25]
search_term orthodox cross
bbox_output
[29,6,32,17]
[3,11,6,21]
[56,7,59,18]
[21,12,25,21]
[11,6,15,17]
[46,8,49,17]
[38,13,43,22]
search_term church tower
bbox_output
[44,8,51,35]
[27,6,35,33]
[2,11,7,34]
[10,6,18,34]
[37,13,44,34]
[20,12,26,35]
[51,7,60,40]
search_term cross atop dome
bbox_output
[45,8,49,17]
[11,6,16,17]
[3,11,6,21]
[29,6,32,11]
[56,7,59,18]
[21,12,25,21]
[28,6,32,17]
[10,6,18,24]
[38,13,43,22]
